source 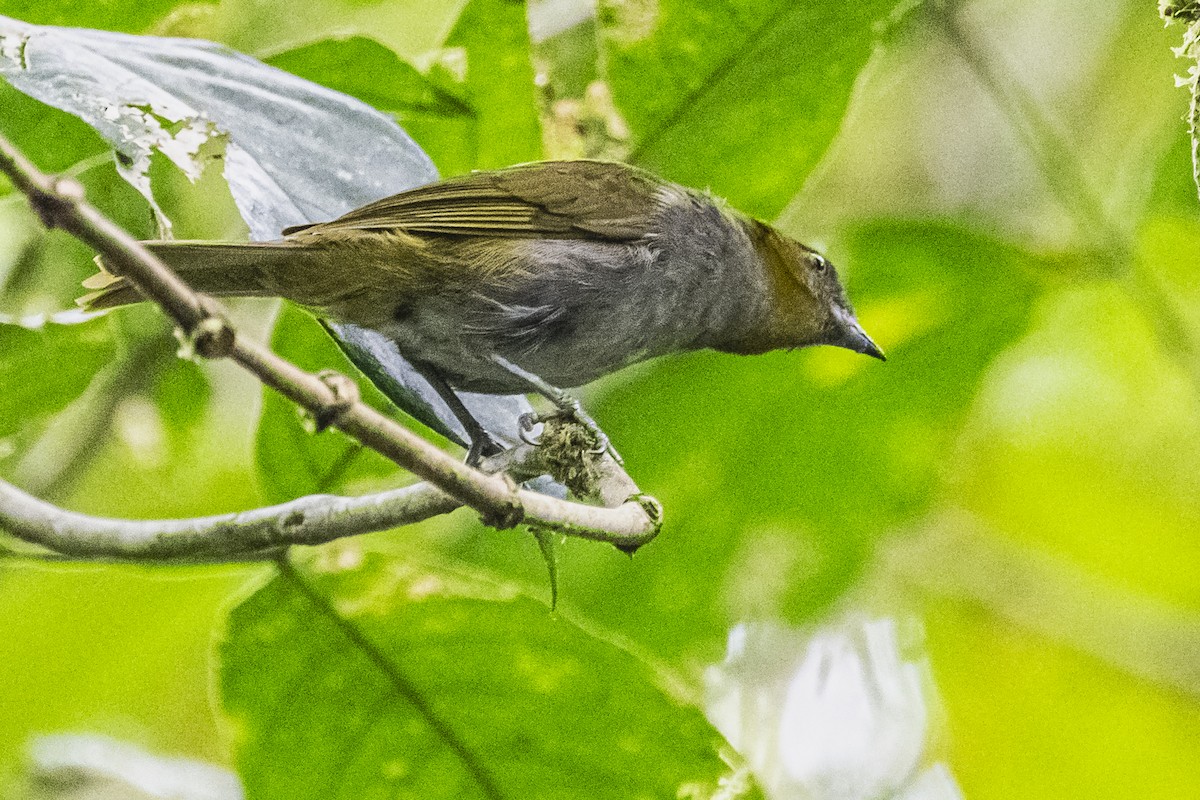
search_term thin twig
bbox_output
[0,448,659,562]
[0,134,662,556]
[0,478,454,563]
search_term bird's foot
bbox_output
[518,407,621,465]
[488,354,622,464]
[544,391,622,464]
[465,430,504,468]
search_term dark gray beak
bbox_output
[832,313,886,361]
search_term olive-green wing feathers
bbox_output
[282,161,666,241]
[79,162,670,311]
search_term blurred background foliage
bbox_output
[1,0,1198,797]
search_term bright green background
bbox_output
[2,0,1199,797]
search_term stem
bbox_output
[0,456,659,562]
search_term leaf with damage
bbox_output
[0,14,436,239]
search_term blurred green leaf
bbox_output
[0,562,259,772]
[927,592,1200,800]
[150,358,211,446]
[2,317,182,499]
[265,37,473,119]
[1141,216,1200,325]
[0,170,155,316]
[404,0,543,175]
[221,554,742,800]
[603,0,895,217]
[0,88,156,316]
[0,320,112,439]
[1146,126,1200,220]
[214,0,465,65]
[0,0,195,32]
[255,304,399,503]
[1060,4,1181,225]
[533,15,600,100]
[0,84,109,176]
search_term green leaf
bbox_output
[1059,4,1182,225]
[150,358,211,446]
[1147,126,1199,220]
[221,555,741,800]
[533,14,601,100]
[404,0,543,175]
[0,0,196,32]
[0,88,159,315]
[0,164,158,315]
[0,84,110,176]
[603,0,896,218]
[265,37,473,120]
[0,319,113,439]
[254,304,399,503]
[215,0,464,66]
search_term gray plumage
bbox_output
[81,160,880,396]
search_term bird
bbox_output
[80,160,884,462]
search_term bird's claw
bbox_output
[488,354,622,463]
[518,412,543,447]
[517,410,620,463]
[565,406,619,462]
[584,427,610,456]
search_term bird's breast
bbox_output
[373,215,770,391]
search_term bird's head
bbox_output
[732,219,884,361]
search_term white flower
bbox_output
[705,618,963,800]
[28,734,243,800]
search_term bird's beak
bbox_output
[831,311,886,361]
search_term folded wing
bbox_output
[282,160,664,241]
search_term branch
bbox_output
[0,134,663,556]
[0,446,660,562]
[0,478,454,563]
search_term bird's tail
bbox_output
[78,241,308,311]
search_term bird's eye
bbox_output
[813,255,828,273]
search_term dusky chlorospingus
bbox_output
[82,160,884,462]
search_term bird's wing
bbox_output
[282,161,666,241]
